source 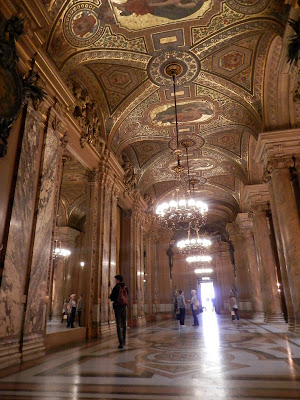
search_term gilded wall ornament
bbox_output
[0,17,45,157]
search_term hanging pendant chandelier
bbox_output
[186,255,212,263]
[53,239,71,260]
[155,63,208,231]
[176,225,211,253]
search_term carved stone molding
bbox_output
[254,129,300,169]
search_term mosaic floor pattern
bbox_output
[1,313,300,399]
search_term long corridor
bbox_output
[1,315,300,399]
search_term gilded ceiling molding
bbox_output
[192,18,283,58]
[226,0,270,14]
[60,49,151,76]
[263,35,284,130]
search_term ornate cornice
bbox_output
[254,129,300,167]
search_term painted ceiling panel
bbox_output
[43,0,286,230]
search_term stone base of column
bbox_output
[136,316,147,327]
[293,323,300,335]
[288,318,295,332]
[21,334,45,363]
[238,300,252,312]
[252,312,264,322]
[0,338,21,370]
[265,314,286,324]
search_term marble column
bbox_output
[252,206,284,323]
[150,231,160,316]
[253,129,300,330]
[270,165,300,332]
[268,180,295,331]
[0,102,45,368]
[144,232,152,320]
[119,210,134,326]
[100,176,113,329]
[237,214,264,322]
[226,223,252,314]
[21,107,68,362]
[84,169,101,338]
[51,258,65,319]
[215,242,235,314]
[108,188,118,325]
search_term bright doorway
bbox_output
[198,281,215,311]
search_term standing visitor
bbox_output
[190,289,199,326]
[229,290,239,321]
[77,294,82,327]
[177,290,186,326]
[61,299,68,323]
[109,275,128,349]
[173,287,179,318]
[67,294,76,328]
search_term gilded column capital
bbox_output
[243,184,269,211]
[218,241,229,253]
[254,129,300,170]
[262,156,300,182]
[86,168,98,183]
[226,222,242,242]
[236,213,254,237]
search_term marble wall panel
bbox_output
[23,127,59,339]
[101,187,111,323]
[0,106,42,340]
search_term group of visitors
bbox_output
[107,275,241,350]
[173,287,240,326]
[174,289,201,326]
[61,293,82,328]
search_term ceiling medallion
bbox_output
[148,50,200,87]
[169,135,205,152]
[63,3,103,47]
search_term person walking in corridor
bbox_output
[177,290,186,326]
[109,275,128,349]
[229,290,239,321]
[190,290,199,326]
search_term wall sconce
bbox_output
[80,261,85,268]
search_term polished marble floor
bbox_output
[1,313,300,399]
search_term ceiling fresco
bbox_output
[42,0,286,231]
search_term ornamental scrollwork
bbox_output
[121,152,137,192]
[72,85,104,149]
[0,16,46,157]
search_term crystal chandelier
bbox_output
[156,63,208,231]
[186,255,212,263]
[194,268,213,274]
[177,225,211,253]
[53,239,71,260]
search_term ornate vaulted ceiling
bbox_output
[43,0,286,231]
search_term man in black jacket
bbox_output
[109,274,128,349]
